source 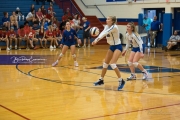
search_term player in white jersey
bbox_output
[92,16,125,91]
[122,22,148,80]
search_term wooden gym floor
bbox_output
[0,45,180,120]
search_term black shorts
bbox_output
[83,30,90,39]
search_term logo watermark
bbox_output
[0,55,55,65]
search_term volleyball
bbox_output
[90,27,100,37]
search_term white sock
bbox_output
[118,78,122,82]
[142,69,147,73]
[99,77,103,80]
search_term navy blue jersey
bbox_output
[62,29,77,44]
[83,21,90,30]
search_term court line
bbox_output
[0,104,30,120]
[16,64,180,96]
[80,102,180,120]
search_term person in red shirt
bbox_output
[8,27,17,50]
[0,27,10,50]
[24,21,30,35]
[36,8,44,22]
[28,26,38,49]
[66,8,72,18]
[53,27,62,47]
[18,25,29,49]
[46,25,54,49]
[38,26,47,48]
[46,4,56,20]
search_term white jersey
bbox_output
[125,32,143,53]
[95,24,121,45]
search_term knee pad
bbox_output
[128,61,133,66]
[72,54,76,58]
[133,62,139,67]
[59,53,64,57]
[110,63,117,69]
[103,62,108,68]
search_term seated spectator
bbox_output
[73,13,81,32]
[46,25,54,49]
[53,27,62,47]
[32,18,40,40]
[38,26,47,48]
[17,25,29,49]
[36,8,44,22]
[42,18,50,31]
[46,4,56,20]
[10,11,19,29]
[65,8,72,18]
[2,12,10,30]
[41,5,47,17]
[26,10,36,22]
[165,31,180,51]
[52,17,59,29]
[0,27,10,50]
[8,27,17,50]
[62,12,68,22]
[28,26,38,49]
[29,4,35,12]
[15,7,24,21]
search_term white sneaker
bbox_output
[142,71,148,80]
[83,45,86,48]
[52,60,58,67]
[10,46,12,50]
[54,45,56,49]
[6,47,10,51]
[127,74,136,80]
[74,61,78,67]
[88,45,90,48]
[15,46,17,50]
[50,45,53,49]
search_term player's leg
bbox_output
[127,51,136,80]
[52,45,69,67]
[70,45,78,67]
[94,49,113,86]
[132,52,148,80]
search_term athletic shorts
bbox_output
[83,30,90,39]
[109,44,123,52]
[63,41,76,47]
[132,45,145,53]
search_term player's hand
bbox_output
[85,29,87,32]
[92,41,97,45]
[122,51,126,56]
[78,39,81,45]
[140,52,144,58]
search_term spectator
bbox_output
[53,27,62,47]
[82,17,91,48]
[73,14,81,32]
[28,26,38,49]
[165,31,180,51]
[46,4,56,20]
[52,17,59,29]
[15,7,24,21]
[42,18,50,31]
[30,4,35,12]
[62,12,69,22]
[41,5,47,17]
[32,18,40,40]
[18,25,29,49]
[10,11,19,29]
[143,14,151,46]
[47,0,54,5]
[8,27,17,50]
[24,21,30,35]
[2,12,10,30]
[26,10,36,22]
[36,8,44,22]
[38,26,47,48]
[0,27,10,50]
[46,25,54,49]
[65,8,72,18]
[149,16,163,48]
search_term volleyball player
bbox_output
[92,16,125,91]
[52,21,81,67]
[122,22,148,80]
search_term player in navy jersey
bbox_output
[92,16,125,91]
[122,22,148,80]
[82,17,91,48]
[52,22,81,67]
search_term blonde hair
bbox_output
[127,22,139,36]
[109,16,117,25]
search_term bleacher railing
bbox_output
[55,0,83,17]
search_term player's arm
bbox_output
[122,34,130,56]
[94,25,115,43]
[133,34,143,53]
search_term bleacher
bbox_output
[0,0,84,48]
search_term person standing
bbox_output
[143,14,151,46]
[82,17,91,48]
